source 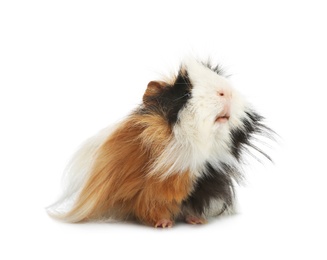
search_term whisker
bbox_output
[173,93,190,101]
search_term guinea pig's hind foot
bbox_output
[185,215,207,225]
[154,219,173,228]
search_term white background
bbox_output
[1,0,326,259]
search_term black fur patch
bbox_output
[202,61,225,76]
[183,111,274,217]
[230,111,273,161]
[183,163,238,216]
[141,70,193,125]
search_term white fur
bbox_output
[47,125,117,215]
[204,198,237,217]
[151,59,249,179]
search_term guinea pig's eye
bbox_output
[184,92,192,99]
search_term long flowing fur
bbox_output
[47,125,116,217]
[48,58,273,227]
[49,114,194,225]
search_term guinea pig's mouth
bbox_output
[215,113,230,123]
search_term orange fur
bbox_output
[61,113,193,225]
[133,172,192,225]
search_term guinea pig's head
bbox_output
[142,58,247,136]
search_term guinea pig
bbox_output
[48,58,273,228]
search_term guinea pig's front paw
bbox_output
[154,219,173,228]
[185,215,207,225]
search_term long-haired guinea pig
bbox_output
[48,58,273,228]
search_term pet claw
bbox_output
[185,216,207,225]
[155,219,173,228]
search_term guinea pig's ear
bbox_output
[143,81,166,104]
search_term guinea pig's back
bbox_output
[47,124,117,217]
